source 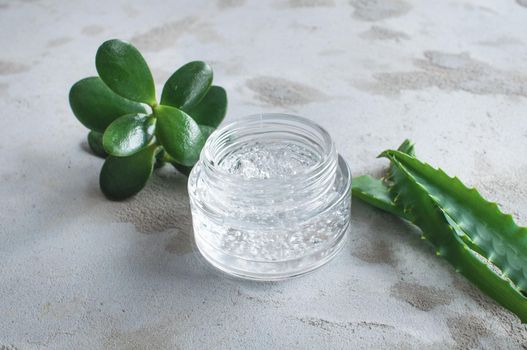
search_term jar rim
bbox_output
[200,113,336,183]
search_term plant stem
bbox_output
[163,153,177,163]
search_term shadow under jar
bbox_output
[188,113,351,280]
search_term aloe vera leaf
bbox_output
[352,148,474,248]
[385,153,527,323]
[396,139,415,156]
[385,138,415,183]
[351,139,416,220]
[383,150,527,294]
[352,175,411,220]
[442,211,483,257]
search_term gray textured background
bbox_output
[1,0,527,348]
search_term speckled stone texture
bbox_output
[1,0,527,348]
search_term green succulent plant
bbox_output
[69,39,227,200]
[352,140,527,323]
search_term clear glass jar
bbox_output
[188,114,351,280]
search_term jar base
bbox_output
[195,224,349,281]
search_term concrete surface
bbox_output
[1,0,527,348]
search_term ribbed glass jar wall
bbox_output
[188,114,351,280]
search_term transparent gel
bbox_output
[188,114,352,280]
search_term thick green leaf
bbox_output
[87,131,108,158]
[185,86,227,128]
[172,163,193,177]
[352,139,416,220]
[102,113,156,157]
[386,138,415,183]
[383,152,527,323]
[353,140,527,322]
[154,105,205,166]
[164,151,194,176]
[352,175,411,220]
[96,39,156,105]
[154,148,166,169]
[396,139,415,156]
[383,150,527,293]
[69,77,147,132]
[160,61,213,110]
[99,145,156,200]
[198,125,215,140]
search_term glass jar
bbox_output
[188,113,351,280]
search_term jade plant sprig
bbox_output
[69,39,227,200]
[352,140,527,323]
